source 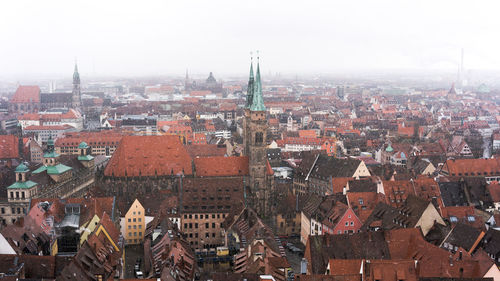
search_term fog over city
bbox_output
[1,0,500,79]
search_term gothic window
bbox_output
[255,132,263,144]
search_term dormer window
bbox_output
[450,216,458,222]
[467,216,475,222]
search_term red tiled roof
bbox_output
[24,124,74,131]
[298,130,317,138]
[55,132,123,147]
[332,177,353,194]
[185,144,226,158]
[104,135,193,177]
[194,156,249,177]
[18,113,40,120]
[98,212,120,245]
[443,158,500,176]
[0,135,19,159]
[487,183,500,202]
[10,85,40,103]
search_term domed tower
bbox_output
[206,72,217,89]
[7,163,38,203]
[77,141,95,168]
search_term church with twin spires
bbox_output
[243,56,272,216]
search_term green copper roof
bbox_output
[47,138,54,146]
[385,144,393,152]
[250,61,266,112]
[15,163,29,173]
[33,164,72,175]
[78,155,94,161]
[78,141,89,149]
[245,61,254,109]
[8,180,37,189]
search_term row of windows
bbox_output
[127,217,142,222]
[186,232,220,239]
[184,205,231,210]
[190,196,232,201]
[184,188,239,193]
[449,215,475,222]
[0,207,26,215]
[184,222,218,229]
[337,230,357,234]
[9,191,29,200]
[183,213,225,219]
[128,224,142,229]
[128,231,142,237]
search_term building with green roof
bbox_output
[7,163,38,203]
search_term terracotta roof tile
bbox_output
[55,132,123,147]
[10,85,40,103]
[185,144,226,158]
[0,135,19,159]
[443,158,500,176]
[194,156,249,177]
[104,135,192,177]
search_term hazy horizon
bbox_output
[2,0,500,79]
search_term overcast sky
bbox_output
[1,0,500,78]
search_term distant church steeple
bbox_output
[72,61,81,109]
[185,69,190,91]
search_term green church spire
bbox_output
[245,56,254,108]
[250,55,266,112]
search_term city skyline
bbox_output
[1,0,500,78]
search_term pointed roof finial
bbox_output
[250,50,266,112]
[73,58,80,84]
[245,53,255,108]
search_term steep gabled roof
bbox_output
[306,231,390,274]
[104,135,192,177]
[194,156,249,177]
[11,85,40,103]
[0,135,19,159]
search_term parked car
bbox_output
[135,271,143,279]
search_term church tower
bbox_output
[185,69,191,91]
[243,55,269,215]
[72,62,81,109]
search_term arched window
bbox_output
[255,132,263,143]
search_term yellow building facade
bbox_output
[125,199,145,244]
